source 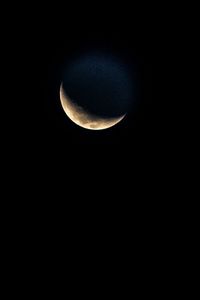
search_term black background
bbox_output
[28,5,166,195]
[2,4,187,286]
[40,11,166,204]
[2,4,181,280]
[12,4,170,212]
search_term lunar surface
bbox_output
[59,53,134,130]
[60,84,125,130]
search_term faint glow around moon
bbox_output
[60,83,126,130]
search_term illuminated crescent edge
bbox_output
[60,83,126,130]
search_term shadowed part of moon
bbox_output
[60,84,125,130]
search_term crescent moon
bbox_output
[60,84,126,130]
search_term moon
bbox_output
[60,83,126,130]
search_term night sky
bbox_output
[3,4,180,271]
[3,4,177,255]
[33,6,167,204]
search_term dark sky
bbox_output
[3,3,179,254]
[28,5,168,205]
[2,4,177,243]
